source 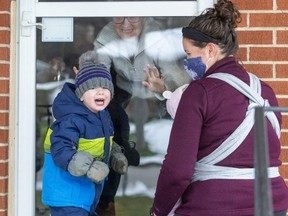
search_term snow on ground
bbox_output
[130,118,173,156]
[116,119,174,197]
[116,181,156,198]
[143,119,173,155]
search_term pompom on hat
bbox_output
[75,62,114,98]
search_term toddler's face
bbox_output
[80,87,111,113]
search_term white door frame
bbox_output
[15,0,214,215]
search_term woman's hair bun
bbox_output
[214,0,241,30]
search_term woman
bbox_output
[150,0,288,215]
[93,16,190,215]
[94,17,189,99]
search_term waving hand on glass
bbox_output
[142,64,165,94]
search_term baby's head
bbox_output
[75,61,114,112]
[163,84,189,119]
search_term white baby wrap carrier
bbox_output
[169,72,281,215]
[192,72,280,182]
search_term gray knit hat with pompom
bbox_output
[75,50,114,98]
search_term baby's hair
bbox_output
[78,50,99,70]
[188,0,241,56]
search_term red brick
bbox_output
[250,47,288,61]
[280,132,288,146]
[0,130,8,143]
[276,64,288,78]
[282,116,288,130]
[232,0,273,10]
[237,13,248,28]
[0,163,8,176]
[0,146,8,161]
[236,47,247,61]
[0,14,10,27]
[280,165,288,179]
[0,64,9,77]
[266,81,288,95]
[0,80,9,94]
[242,64,273,78]
[250,13,288,27]
[0,210,7,216]
[0,47,9,61]
[278,98,288,107]
[237,30,272,45]
[277,0,288,10]
[0,0,10,11]
[0,178,8,193]
[277,30,288,44]
[0,97,9,110]
[0,113,8,126]
[0,30,10,44]
[280,148,288,163]
[0,195,8,209]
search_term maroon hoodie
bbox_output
[152,57,288,216]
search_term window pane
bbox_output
[36,15,192,143]
[36,16,192,214]
[39,0,194,2]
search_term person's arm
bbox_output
[152,83,206,215]
[143,27,191,97]
[50,118,81,170]
[93,38,113,71]
[142,55,191,99]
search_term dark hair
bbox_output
[188,0,241,56]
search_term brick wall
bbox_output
[232,0,288,185]
[0,0,10,214]
[0,0,287,215]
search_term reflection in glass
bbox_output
[40,0,194,2]
[35,16,192,214]
[113,17,141,24]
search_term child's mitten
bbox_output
[67,151,93,176]
[87,160,110,183]
[110,142,128,174]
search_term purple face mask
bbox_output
[183,56,206,80]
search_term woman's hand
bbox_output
[142,64,165,94]
[73,66,79,74]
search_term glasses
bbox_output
[113,17,141,24]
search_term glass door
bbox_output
[17,1,214,216]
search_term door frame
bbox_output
[14,0,214,215]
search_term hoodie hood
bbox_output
[52,82,91,120]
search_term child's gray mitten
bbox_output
[110,142,128,174]
[87,160,109,183]
[67,151,94,176]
